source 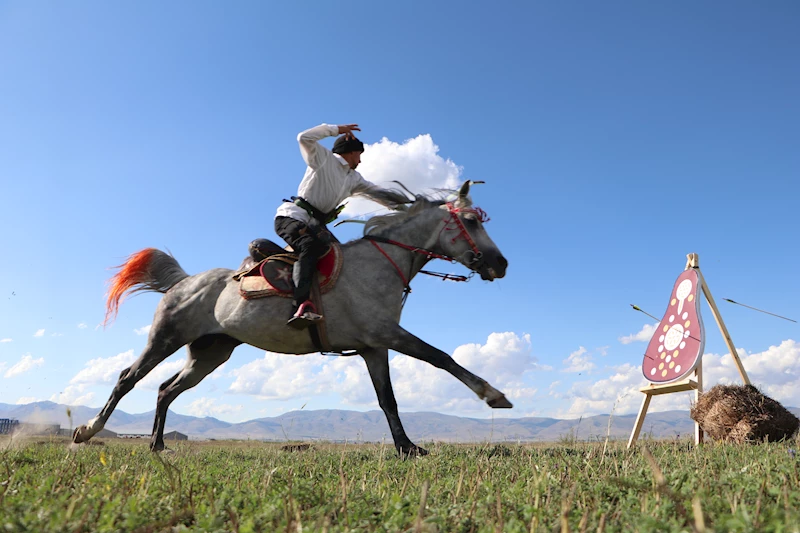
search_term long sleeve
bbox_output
[351,175,410,209]
[297,124,339,169]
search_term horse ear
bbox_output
[457,181,471,201]
[456,180,484,207]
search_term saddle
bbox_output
[233,239,343,300]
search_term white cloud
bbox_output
[559,364,662,418]
[16,397,42,404]
[388,332,541,413]
[619,323,659,344]
[34,329,45,337]
[228,332,541,415]
[134,325,152,336]
[561,338,800,418]
[562,346,595,373]
[344,134,462,216]
[701,339,800,405]
[77,323,88,329]
[137,359,185,390]
[70,349,135,385]
[229,353,343,401]
[0,338,12,343]
[186,397,243,418]
[50,385,95,406]
[51,332,63,337]
[4,354,45,378]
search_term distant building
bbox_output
[0,419,20,435]
[163,431,188,441]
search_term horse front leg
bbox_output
[370,325,513,409]
[360,348,427,458]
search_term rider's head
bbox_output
[332,135,364,170]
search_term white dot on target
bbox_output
[676,365,681,373]
[680,342,686,349]
[651,368,656,376]
[682,312,688,320]
[669,315,675,323]
[658,345,664,352]
[659,335,665,343]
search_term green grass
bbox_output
[2,437,800,532]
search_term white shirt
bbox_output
[275,123,381,224]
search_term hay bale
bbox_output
[690,384,799,443]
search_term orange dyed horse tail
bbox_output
[104,248,189,326]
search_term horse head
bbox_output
[438,180,508,281]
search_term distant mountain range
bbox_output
[2,401,799,442]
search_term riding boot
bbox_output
[287,253,324,329]
[288,300,323,330]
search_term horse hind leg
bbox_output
[150,334,240,452]
[72,322,188,444]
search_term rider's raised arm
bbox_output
[297,124,339,169]
[352,176,411,210]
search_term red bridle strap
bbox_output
[365,235,455,263]
[441,203,489,260]
[369,239,411,289]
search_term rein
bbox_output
[363,203,489,308]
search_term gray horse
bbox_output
[72,181,511,456]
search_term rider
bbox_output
[274,123,409,329]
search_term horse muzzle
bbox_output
[475,254,508,281]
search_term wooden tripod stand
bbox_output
[627,253,751,448]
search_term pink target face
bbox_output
[642,269,705,384]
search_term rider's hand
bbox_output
[338,124,361,139]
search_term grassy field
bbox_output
[1,436,799,532]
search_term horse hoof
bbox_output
[72,425,90,444]
[488,395,513,409]
[398,444,428,458]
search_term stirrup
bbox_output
[287,301,324,330]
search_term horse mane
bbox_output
[363,189,464,237]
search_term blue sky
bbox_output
[1,2,798,425]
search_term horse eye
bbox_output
[464,216,479,227]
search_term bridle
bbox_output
[364,202,490,307]
[438,202,490,268]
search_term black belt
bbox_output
[283,196,345,225]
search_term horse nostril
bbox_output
[497,255,508,269]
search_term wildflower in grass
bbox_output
[100,452,107,466]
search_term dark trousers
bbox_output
[274,216,329,310]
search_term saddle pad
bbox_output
[239,242,343,300]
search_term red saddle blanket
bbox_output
[236,243,343,300]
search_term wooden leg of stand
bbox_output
[628,393,652,449]
[697,269,750,385]
[694,365,704,445]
